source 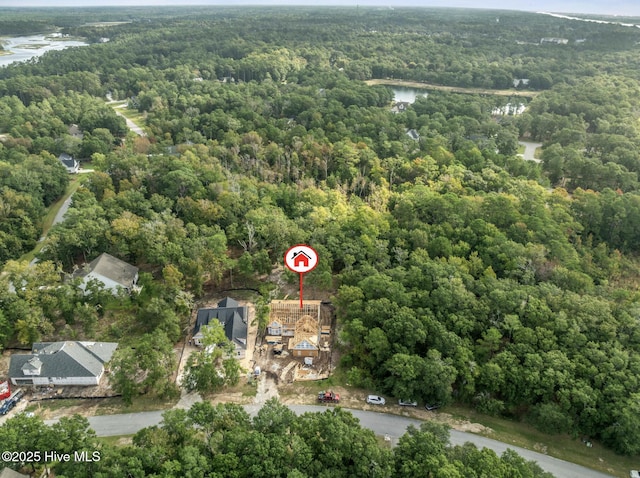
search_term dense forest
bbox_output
[2,5,640,474]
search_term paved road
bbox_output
[519,141,543,162]
[52,194,74,227]
[114,105,146,136]
[85,410,166,436]
[46,405,615,478]
[28,185,78,265]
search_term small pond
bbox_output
[390,86,429,103]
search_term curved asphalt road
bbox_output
[46,405,615,478]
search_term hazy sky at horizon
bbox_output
[0,0,639,17]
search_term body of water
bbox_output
[0,35,88,68]
[391,86,429,103]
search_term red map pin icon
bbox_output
[284,244,319,308]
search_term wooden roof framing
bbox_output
[269,300,321,325]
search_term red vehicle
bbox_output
[317,390,340,403]
[0,381,10,401]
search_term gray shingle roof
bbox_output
[217,297,239,308]
[9,342,118,381]
[58,153,77,169]
[75,253,138,289]
[22,357,42,372]
[194,298,247,348]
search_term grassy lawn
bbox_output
[280,367,350,395]
[241,382,258,397]
[97,434,134,446]
[445,404,633,477]
[18,176,82,263]
[109,102,147,132]
[200,379,259,400]
[25,399,82,414]
[92,396,178,415]
[534,146,543,160]
[27,395,177,417]
[118,108,146,126]
[277,368,365,406]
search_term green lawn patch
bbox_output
[122,109,146,125]
[446,404,633,477]
[97,434,134,446]
[92,396,177,415]
[27,395,177,417]
[534,146,543,160]
[26,398,83,413]
[240,382,258,397]
[110,104,147,132]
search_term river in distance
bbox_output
[0,34,88,68]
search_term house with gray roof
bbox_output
[74,253,139,295]
[68,124,84,139]
[193,298,248,358]
[406,129,420,141]
[391,101,410,114]
[58,153,79,174]
[9,341,118,386]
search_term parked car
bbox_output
[318,390,340,403]
[366,395,386,405]
[0,389,24,415]
[425,403,440,411]
[398,399,418,407]
[630,471,640,478]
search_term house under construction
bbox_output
[268,300,322,357]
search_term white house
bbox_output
[406,129,420,141]
[8,341,118,386]
[58,153,79,174]
[74,253,139,295]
